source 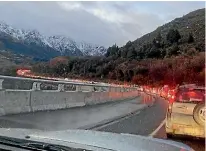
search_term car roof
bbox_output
[179,85,205,91]
[179,84,196,88]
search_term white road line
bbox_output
[93,111,141,130]
[149,118,166,137]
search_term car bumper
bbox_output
[166,125,205,138]
[166,114,205,138]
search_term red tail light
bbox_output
[169,94,176,104]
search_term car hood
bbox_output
[0,128,194,151]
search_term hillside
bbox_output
[31,8,205,87]
[106,8,205,59]
[0,31,60,61]
[0,22,107,61]
[0,49,35,76]
[132,8,204,50]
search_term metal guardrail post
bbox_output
[58,84,65,92]
[121,87,124,92]
[92,86,96,92]
[32,82,41,91]
[0,79,3,90]
[76,85,82,92]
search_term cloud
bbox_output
[57,2,124,23]
[0,1,204,47]
[56,1,164,42]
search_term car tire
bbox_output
[193,102,205,127]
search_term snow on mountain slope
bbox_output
[77,42,107,56]
[47,35,83,56]
[0,22,51,47]
[0,21,107,57]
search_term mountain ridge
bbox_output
[0,21,107,60]
[30,8,205,86]
[118,8,205,57]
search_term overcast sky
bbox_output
[0,1,204,47]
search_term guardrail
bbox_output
[0,75,136,92]
[0,75,141,116]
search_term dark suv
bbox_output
[166,84,205,138]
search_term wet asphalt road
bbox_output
[0,98,146,131]
[94,97,205,151]
[0,95,204,151]
[93,96,167,136]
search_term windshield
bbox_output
[0,1,205,151]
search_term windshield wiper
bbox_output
[0,136,91,151]
[20,142,72,151]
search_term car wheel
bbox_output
[193,102,205,127]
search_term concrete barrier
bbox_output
[30,91,86,112]
[84,92,120,105]
[0,90,32,116]
[0,90,141,116]
[0,75,140,116]
[84,92,103,105]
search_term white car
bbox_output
[166,85,205,138]
[0,128,194,151]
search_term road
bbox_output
[89,96,166,135]
[0,95,204,151]
[0,97,147,131]
[92,97,205,151]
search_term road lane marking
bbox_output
[149,118,166,137]
[92,111,141,130]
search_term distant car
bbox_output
[166,84,205,138]
[156,87,161,95]
[160,85,169,98]
[152,87,159,95]
[167,89,176,101]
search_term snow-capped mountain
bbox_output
[47,35,83,56]
[0,22,50,47]
[77,42,106,56]
[0,21,107,59]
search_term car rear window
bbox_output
[175,87,205,102]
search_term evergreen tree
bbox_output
[188,33,194,43]
[121,50,127,58]
[127,47,137,59]
[166,29,181,43]
[105,44,119,57]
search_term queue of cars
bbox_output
[141,84,205,139]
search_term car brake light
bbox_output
[188,91,196,97]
